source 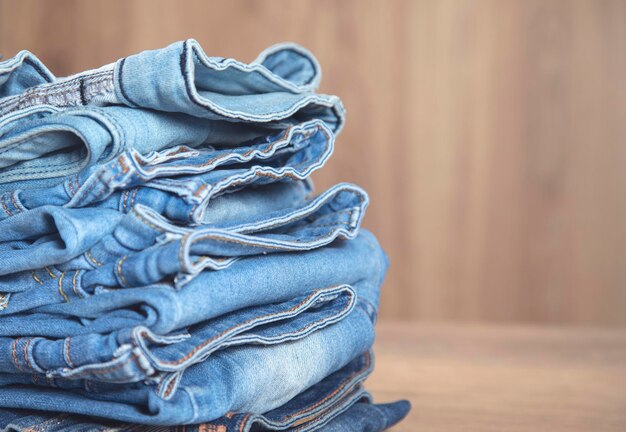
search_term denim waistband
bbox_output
[0,230,385,338]
[0,40,344,134]
[88,121,333,225]
[0,285,355,384]
[83,183,367,288]
[0,120,329,221]
[0,130,333,279]
[0,183,367,317]
[0,305,375,425]
[0,397,411,432]
[0,103,312,190]
[0,355,413,432]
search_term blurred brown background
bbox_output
[2,0,625,326]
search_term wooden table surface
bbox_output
[368,322,626,431]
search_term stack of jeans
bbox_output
[0,40,410,431]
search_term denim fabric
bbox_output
[87,121,332,225]
[0,41,344,134]
[0,40,409,430]
[0,41,343,194]
[0,120,330,221]
[0,135,331,299]
[319,399,411,432]
[0,51,54,99]
[0,105,299,192]
[0,106,211,190]
[0,229,383,337]
[0,400,410,432]
[0,183,367,316]
[0,206,123,276]
[0,121,325,221]
[0,300,377,424]
[0,373,409,432]
[0,285,356,379]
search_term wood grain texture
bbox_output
[370,322,626,431]
[1,0,625,324]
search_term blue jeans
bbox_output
[0,370,410,432]
[0,182,368,313]
[0,290,381,424]
[0,38,409,429]
[0,41,344,192]
[0,120,329,222]
[0,227,383,353]
[0,41,344,131]
[0,125,337,278]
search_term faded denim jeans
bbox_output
[0,39,409,430]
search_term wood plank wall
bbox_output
[1,0,625,325]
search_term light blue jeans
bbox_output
[0,40,344,191]
[0,39,409,429]
[0,256,386,424]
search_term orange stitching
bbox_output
[67,177,76,196]
[44,266,57,279]
[57,272,69,302]
[160,287,351,398]
[65,337,76,368]
[31,272,43,285]
[72,270,81,297]
[73,176,81,195]
[193,183,207,198]
[189,201,199,222]
[238,414,251,432]
[116,256,129,287]
[162,375,179,399]
[118,156,129,173]
[23,338,33,371]
[85,250,104,267]
[11,338,22,371]
[132,208,165,232]
[0,194,12,217]
[198,425,226,432]
[9,191,21,212]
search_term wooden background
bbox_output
[1,0,625,326]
